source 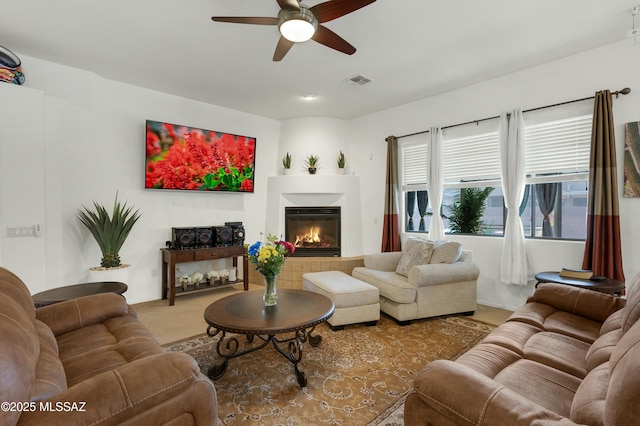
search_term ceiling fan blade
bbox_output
[273,36,295,61]
[277,0,300,11]
[211,16,278,25]
[310,0,376,23]
[312,25,356,55]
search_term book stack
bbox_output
[559,268,594,280]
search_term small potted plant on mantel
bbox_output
[76,192,142,284]
[337,150,346,174]
[306,154,319,174]
[282,152,292,175]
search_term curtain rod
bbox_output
[393,87,631,140]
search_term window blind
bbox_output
[400,140,428,189]
[524,114,592,181]
[442,131,501,186]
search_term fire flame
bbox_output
[294,226,321,247]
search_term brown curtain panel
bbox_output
[582,90,625,282]
[382,136,402,252]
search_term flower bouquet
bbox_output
[207,270,219,286]
[219,268,230,284]
[191,272,204,289]
[247,234,295,306]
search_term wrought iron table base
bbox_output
[206,325,323,387]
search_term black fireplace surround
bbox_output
[285,206,341,257]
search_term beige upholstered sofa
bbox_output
[405,273,640,426]
[0,266,217,426]
[352,239,479,323]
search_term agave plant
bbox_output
[282,152,292,169]
[76,193,142,268]
[305,154,319,168]
[337,151,346,168]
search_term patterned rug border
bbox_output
[162,315,496,425]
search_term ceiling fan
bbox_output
[211,0,376,61]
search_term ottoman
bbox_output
[302,271,380,330]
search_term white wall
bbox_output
[349,39,640,310]
[1,40,639,309]
[278,117,350,175]
[0,56,281,303]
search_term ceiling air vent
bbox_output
[343,74,371,86]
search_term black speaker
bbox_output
[196,227,213,247]
[172,227,195,249]
[225,221,245,246]
[213,226,233,246]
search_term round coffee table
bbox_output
[32,281,128,307]
[204,289,334,387]
[535,271,625,296]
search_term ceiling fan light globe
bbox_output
[278,6,318,42]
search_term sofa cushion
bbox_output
[395,237,434,277]
[429,240,462,264]
[522,331,590,378]
[32,320,67,401]
[570,362,608,426]
[585,328,623,371]
[494,359,582,418]
[0,298,39,425]
[622,272,640,333]
[605,319,640,425]
[57,316,164,386]
[456,342,522,379]
[600,309,623,335]
[352,268,416,304]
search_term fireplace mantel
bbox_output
[265,175,363,257]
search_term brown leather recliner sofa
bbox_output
[0,267,217,425]
[405,272,640,426]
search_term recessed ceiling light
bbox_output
[301,94,317,100]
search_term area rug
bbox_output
[163,315,494,426]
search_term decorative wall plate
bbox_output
[0,45,21,69]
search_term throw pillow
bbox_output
[396,238,435,277]
[429,241,462,264]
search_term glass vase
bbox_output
[263,274,278,306]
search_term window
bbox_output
[405,191,432,232]
[399,100,592,240]
[400,135,430,232]
[519,102,592,240]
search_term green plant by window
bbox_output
[445,187,494,234]
[76,193,142,268]
[337,151,346,168]
[282,152,292,169]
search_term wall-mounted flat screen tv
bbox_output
[145,120,256,192]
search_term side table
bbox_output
[535,271,625,296]
[32,281,128,308]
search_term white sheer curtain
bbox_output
[499,110,530,286]
[427,127,445,240]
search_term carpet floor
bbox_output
[163,314,495,426]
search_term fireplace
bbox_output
[285,207,341,257]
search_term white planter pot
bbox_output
[337,168,346,175]
[283,168,292,175]
[89,264,130,284]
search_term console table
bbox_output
[161,246,249,305]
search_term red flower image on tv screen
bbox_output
[145,120,256,192]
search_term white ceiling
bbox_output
[0,0,637,120]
